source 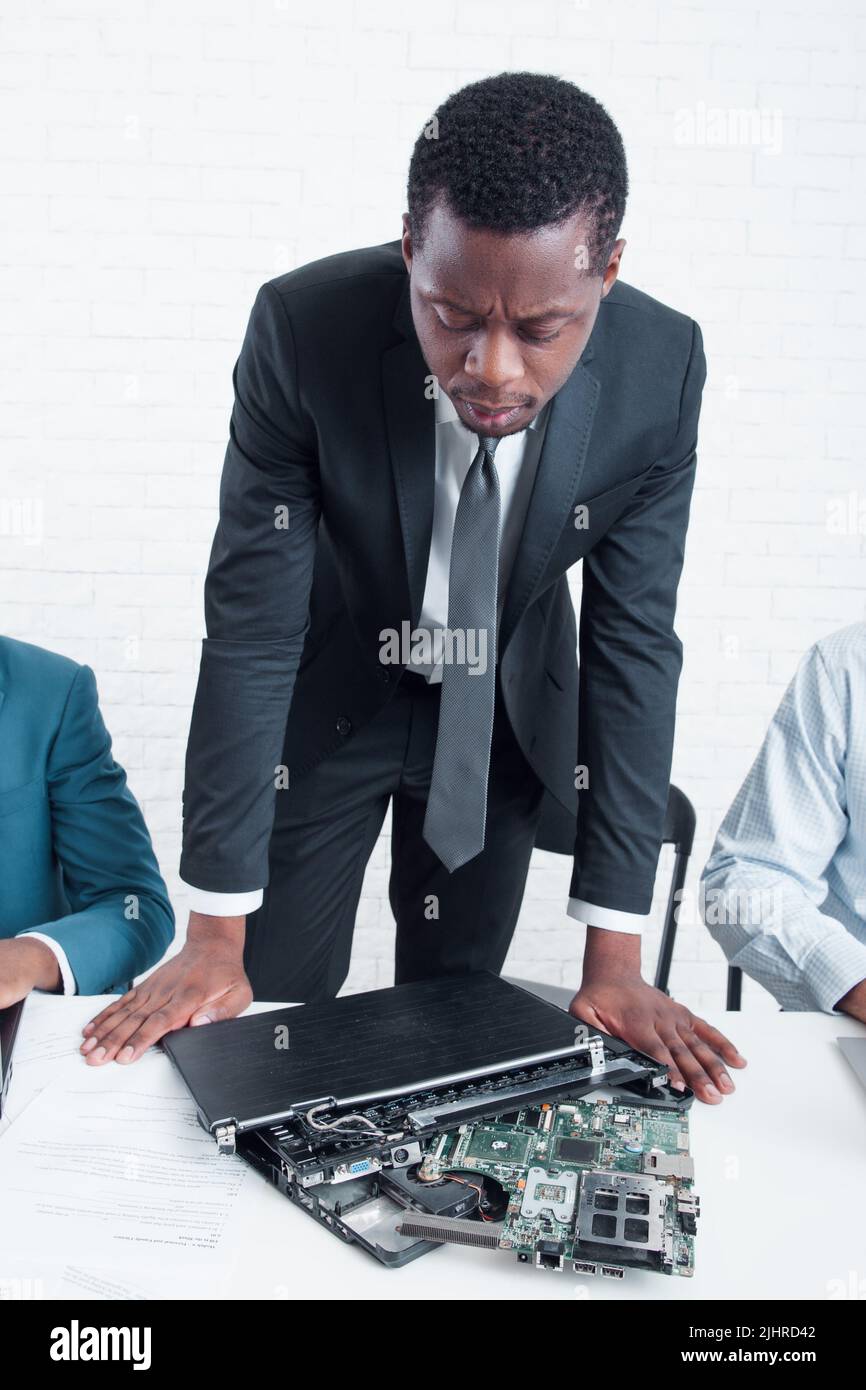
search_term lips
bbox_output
[458,399,528,429]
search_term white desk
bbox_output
[3,996,865,1301]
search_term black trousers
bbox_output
[243,667,546,1001]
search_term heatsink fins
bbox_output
[396,1215,504,1249]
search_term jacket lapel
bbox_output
[499,346,601,652]
[382,277,436,629]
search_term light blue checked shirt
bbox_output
[701,622,866,1014]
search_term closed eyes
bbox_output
[437,316,563,344]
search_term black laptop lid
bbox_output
[163,972,590,1135]
[0,998,25,1117]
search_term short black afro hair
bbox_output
[407,72,628,276]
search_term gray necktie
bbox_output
[422,433,502,872]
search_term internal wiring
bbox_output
[303,1103,386,1138]
[442,1170,495,1221]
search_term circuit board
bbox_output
[417,1095,699,1278]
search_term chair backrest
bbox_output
[662,782,696,856]
[653,784,696,993]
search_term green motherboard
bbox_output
[416,1094,699,1279]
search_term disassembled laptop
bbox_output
[240,1081,698,1279]
[164,973,699,1280]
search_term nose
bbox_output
[464,325,525,394]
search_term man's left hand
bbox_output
[570,975,747,1105]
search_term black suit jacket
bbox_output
[181,239,706,915]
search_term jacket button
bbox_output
[336,716,352,736]
[379,668,392,684]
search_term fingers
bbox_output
[82,989,138,1038]
[90,990,203,1064]
[599,1011,692,1093]
[664,1014,747,1104]
[113,999,201,1064]
[81,992,146,1056]
[661,1025,737,1104]
[639,1036,687,1092]
[691,1015,747,1068]
[82,979,201,1064]
[571,982,745,1105]
[595,1003,723,1100]
[83,973,252,1065]
[190,982,253,1026]
[112,980,252,1060]
[677,1027,737,1096]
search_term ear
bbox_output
[401,212,413,274]
[600,238,626,298]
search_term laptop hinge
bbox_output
[214,1122,237,1155]
[586,1035,605,1074]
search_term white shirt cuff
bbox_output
[567,898,649,935]
[17,931,77,995]
[181,881,264,917]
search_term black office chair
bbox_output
[510,783,697,1009]
[652,784,696,994]
[726,965,743,1010]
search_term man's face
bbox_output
[402,199,624,438]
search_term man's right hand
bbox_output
[80,913,252,1065]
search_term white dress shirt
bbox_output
[701,622,866,1013]
[407,389,549,680]
[184,389,648,935]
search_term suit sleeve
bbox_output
[16,664,175,995]
[179,282,321,893]
[570,319,706,914]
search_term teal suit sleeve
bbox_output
[16,664,175,994]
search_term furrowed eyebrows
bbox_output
[430,294,582,322]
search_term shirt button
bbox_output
[336,716,352,736]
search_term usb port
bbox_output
[573,1261,597,1275]
[600,1265,624,1279]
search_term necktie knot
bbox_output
[477,433,501,460]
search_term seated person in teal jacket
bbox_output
[0,637,174,1003]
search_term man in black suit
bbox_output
[83,72,744,1102]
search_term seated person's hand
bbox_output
[0,936,61,1007]
[835,978,866,1023]
[80,913,252,1065]
[570,974,747,1105]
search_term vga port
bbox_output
[331,1156,383,1183]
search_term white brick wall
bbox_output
[2,0,865,1014]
